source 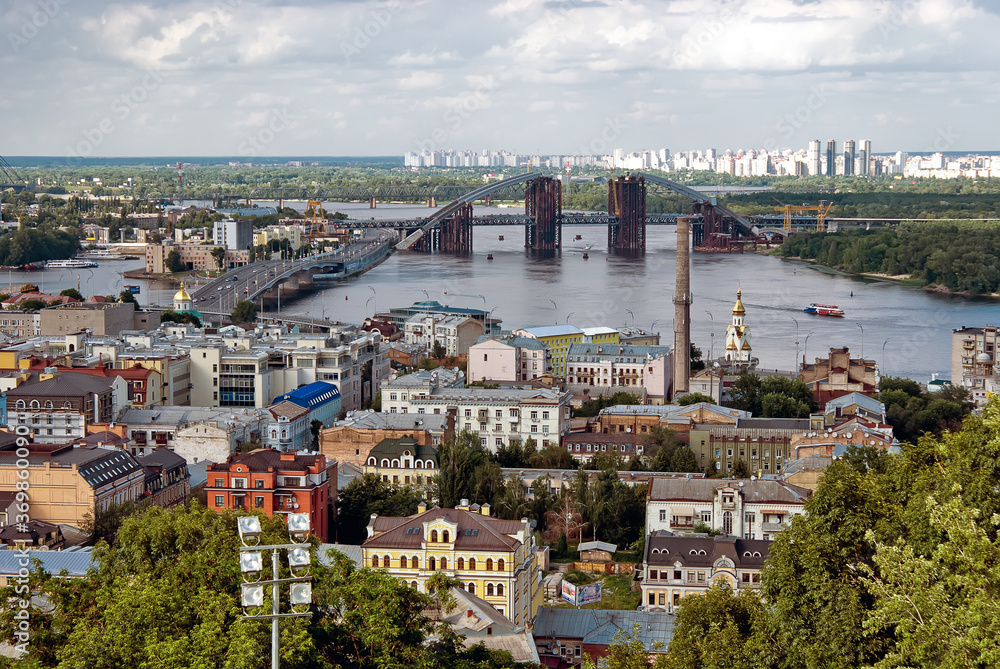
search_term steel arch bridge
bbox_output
[395,172,755,252]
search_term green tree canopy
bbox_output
[231,299,258,324]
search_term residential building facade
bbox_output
[363,503,543,626]
[799,347,878,409]
[565,343,673,403]
[205,449,335,542]
[951,325,999,406]
[467,336,549,383]
[403,313,484,358]
[363,435,439,500]
[645,477,810,540]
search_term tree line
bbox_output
[779,222,1000,293]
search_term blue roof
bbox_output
[0,548,94,578]
[273,381,341,410]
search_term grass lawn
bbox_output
[550,572,640,611]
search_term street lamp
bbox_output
[705,311,715,365]
[238,512,313,669]
[791,316,799,374]
[856,322,864,360]
[803,332,814,370]
[625,308,634,326]
[565,312,574,324]
[367,285,376,315]
[548,299,557,311]
[881,337,891,377]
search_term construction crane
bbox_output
[304,199,326,236]
[773,200,834,232]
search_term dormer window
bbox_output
[442,530,449,543]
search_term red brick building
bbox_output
[205,449,336,541]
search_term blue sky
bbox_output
[1,0,997,157]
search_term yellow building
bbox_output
[363,502,544,626]
[0,442,145,528]
[362,435,439,501]
[513,325,619,378]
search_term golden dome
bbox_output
[732,287,745,316]
[173,282,192,303]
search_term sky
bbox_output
[1,0,998,158]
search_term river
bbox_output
[10,201,998,383]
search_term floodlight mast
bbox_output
[237,514,313,668]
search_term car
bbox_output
[199,296,206,301]
[218,286,224,291]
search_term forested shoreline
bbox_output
[778,222,1000,294]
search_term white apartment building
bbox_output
[951,325,999,406]
[565,343,673,403]
[467,336,549,383]
[381,387,571,452]
[403,313,484,358]
[645,477,810,541]
[189,346,276,409]
[281,331,389,411]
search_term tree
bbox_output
[731,458,751,478]
[165,249,185,273]
[431,340,446,359]
[663,584,775,669]
[211,246,227,269]
[117,289,139,305]
[725,371,816,418]
[336,473,425,544]
[495,474,529,520]
[59,287,82,301]
[436,430,487,509]
[529,444,576,470]
[310,419,323,449]
[669,446,700,473]
[230,299,257,324]
[690,343,706,372]
[675,392,715,405]
[584,623,669,669]
[646,426,684,471]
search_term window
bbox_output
[372,555,379,568]
[673,570,682,580]
[649,569,658,580]
[428,557,436,571]
[443,530,450,543]
[486,559,493,571]
[686,571,695,583]
[468,582,475,595]
[658,592,665,605]
[648,592,655,605]
[542,411,549,420]
[254,496,264,508]
[214,478,223,488]
[215,495,223,507]
[496,583,504,596]
[457,557,465,570]
[487,584,494,597]
[412,557,419,569]
[469,558,476,570]
[659,509,666,522]
[255,479,264,489]
[497,559,504,571]
[400,556,408,568]
[530,411,538,420]
[383,556,391,568]
[698,571,706,583]
[431,529,438,542]
[440,557,447,570]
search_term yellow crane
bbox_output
[304,199,326,236]
[773,200,834,232]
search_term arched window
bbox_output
[416,461,423,469]
[44,401,52,409]
[63,401,72,409]
[497,583,504,596]
[469,558,476,570]
[29,400,39,409]
[371,555,379,568]
[457,557,465,570]
[381,459,389,468]
[440,557,447,570]
[442,530,450,543]
[412,556,419,569]
[400,556,408,568]
[497,559,505,571]
[15,400,24,409]
[487,583,495,597]
[486,559,493,571]
[411,580,418,589]
[383,555,391,568]
[368,458,377,466]
[431,530,439,542]
[428,557,436,571]
[468,582,476,595]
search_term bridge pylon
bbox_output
[440,203,473,253]
[524,176,561,252]
[608,175,646,252]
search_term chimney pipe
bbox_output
[673,217,691,397]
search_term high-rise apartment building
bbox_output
[859,140,871,176]
[808,140,821,176]
[844,140,857,176]
[825,140,836,176]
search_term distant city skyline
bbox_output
[1,0,997,158]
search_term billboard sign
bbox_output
[577,583,602,607]
[560,580,577,606]
[125,285,141,295]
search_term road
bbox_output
[188,230,394,314]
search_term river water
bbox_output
[12,202,998,383]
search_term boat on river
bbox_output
[45,259,99,269]
[803,303,845,317]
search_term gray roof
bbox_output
[648,477,811,505]
[734,417,811,431]
[825,392,885,416]
[515,325,584,338]
[533,608,675,652]
[120,406,265,429]
[0,445,143,489]
[0,547,94,577]
[336,409,449,433]
[137,448,188,470]
[645,531,771,568]
[473,335,547,350]
[320,543,364,569]
[579,541,617,553]
[566,343,673,359]
[368,436,438,464]
[599,402,749,420]
[5,372,116,398]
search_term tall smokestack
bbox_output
[673,216,691,397]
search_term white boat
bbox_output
[45,259,99,269]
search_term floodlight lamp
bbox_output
[240,550,263,578]
[288,547,311,570]
[289,582,312,606]
[241,583,264,608]
[238,516,262,545]
[287,513,310,542]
